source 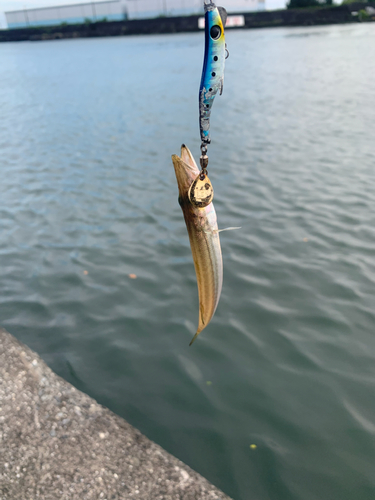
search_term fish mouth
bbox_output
[172,145,199,195]
[180,144,199,171]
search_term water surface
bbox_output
[1,23,375,500]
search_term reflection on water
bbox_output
[1,23,375,500]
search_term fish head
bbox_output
[172,144,214,208]
[172,144,200,203]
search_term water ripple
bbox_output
[1,25,375,500]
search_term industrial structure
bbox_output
[5,0,265,29]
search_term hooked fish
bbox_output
[199,0,228,146]
[172,144,223,345]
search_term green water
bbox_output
[1,24,375,500]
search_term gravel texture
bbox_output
[0,327,232,500]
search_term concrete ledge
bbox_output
[0,327,232,500]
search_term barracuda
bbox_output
[172,145,223,346]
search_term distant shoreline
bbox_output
[0,3,372,43]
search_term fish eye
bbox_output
[210,25,221,40]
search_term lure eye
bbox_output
[210,25,221,40]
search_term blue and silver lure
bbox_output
[199,0,228,148]
[188,0,228,208]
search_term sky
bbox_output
[0,0,288,29]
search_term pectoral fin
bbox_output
[203,226,241,235]
[218,226,241,233]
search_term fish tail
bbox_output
[189,331,200,346]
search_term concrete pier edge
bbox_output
[0,327,233,500]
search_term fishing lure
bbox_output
[189,0,228,208]
[199,0,228,150]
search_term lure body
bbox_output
[172,145,223,345]
[199,0,227,145]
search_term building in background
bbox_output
[123,0,265,19]
[5,0,265,29]
[5,1,123,29]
